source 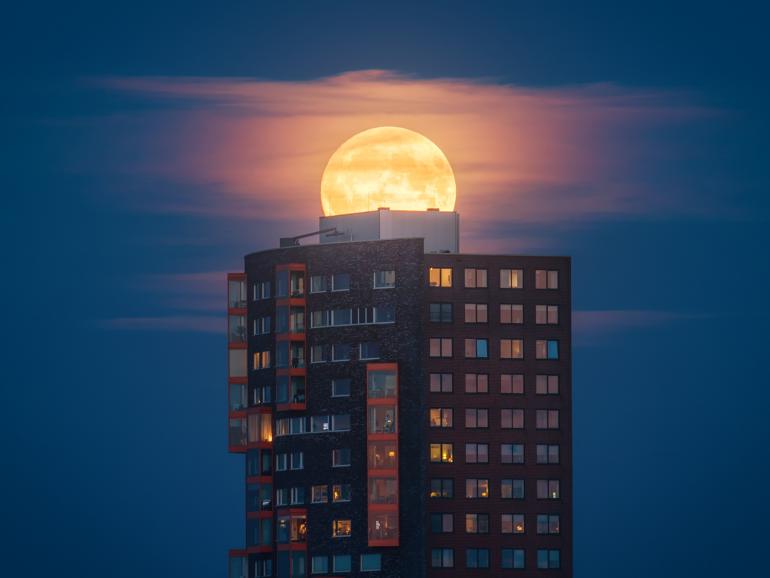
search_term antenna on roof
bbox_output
[280,227,341,248]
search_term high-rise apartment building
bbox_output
[227,209,571,578]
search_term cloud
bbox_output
[75,70,713,238]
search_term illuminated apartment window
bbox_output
[247,413,272,443]
[368,406,396,434]
[464,303,488,323]
[368,511,398,542]
[429,408,453,428]
[428,267,452,287]
[332,555,351,573]
[464,338,488,358]
[431,513,454,533]
[536,339,559,360]
[430,478,454,498]
[368,478,398,504]
[367,442,397,470]
[500,303,523,324]
[537,479,560,499]
[431,548,454,568]
[276,514,307,543]
[500,374,524,394]
[332,448,351,467]
[465,443,489,464]
[536,305,559,325]
[501,513,525,534]
[465,408,488,428]
[501,443,524,464]
[429,373,453,393]
[275,453,288,471]
[311,556,328,574]
[537,514,560,535]
[311,485,328,504]
[430,443,454,463]
[465,513,489,534]
[332,378,351,397]
[229,349,247,377]
[501,408,524,429]
[332,519,352,538]
[501,479,525,499]
[465,478,489,498]
[464,268,488,288]
[500,339,523,359]
[276,271,289,298]
[373,305,395,323]
[536,409,560,430]
[466,548,490,569]
[429,337,453,358]
[501,549,525,569]
[373,270,395,288]
[536,444,560,464]
[464,373,488,393]
[252,350,271,370]
[500,268,523,289]
[332,484,351,503]
[537,549,561,569]
[228,279,246,308]
[430,303,453,323]
[360,554,382,572]
[536,269,559,289]
[536,374,560,395]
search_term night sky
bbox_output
[3,2,769,577]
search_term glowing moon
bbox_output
[320,126,456,216]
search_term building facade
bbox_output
[227,237,571,578]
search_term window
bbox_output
[430,303,453,323]
[500,268,523,288]
[276,270,289,298]
[253,316,271,336]
[501,549,525,569]
[430,478,454,498]
[536,269,559,289]
[501,513,525,534]
[368,442,397,470]
[429,373,453,393]
[310,275,328,293]
[368,478,398,504]
[373,270,395,288]
[536,410,560,430]
[311,485,328,503]
[536,444,560,464]
[368,369,397,398]
[230,349,248,377]
[465,443,489,464]
[431,549,454,568]
[431,513,454,533]
[255,558,274,577]
[332,555,351,573]
[429,267,452,287]
[501,408,524,429]
[332,378,351,397]
[502,479,525,499]
[229,383,247,411]
[536,374,560,395]
[275,416,307,437]
[332,343,352,362]
[430,443,454,463]
[500,374,524,395]
[464,303,488,323]
[373,305,395,323]
[332,484,351,502]
[276,488,288,507]
[537,514,560,535]
[311,556,328,574]
[331,308,352,326]
[466,549,490,569]
[332,448,351,467]
[331,273,350,291]
[228,278,246,308]
[229,315,246,342]
[360,341,380,360]
[464,373,488,394]
[311,309,330,328]
[310,344,329,363]
[536,339,559,360]
[290,451,304,470]
[430,408,453,428]
[332,519,351,538]
[360,554,382,572]
[429,337,453,358]
[465,408,488,429]
[500,304,523,324]
[537,479,561,500]
[501,443,524,464]
[537,549,561,569]
[252,280,271,301]
[465,513,489,534]
[500,339,523,359]
[464,338,488,359]
[464,268,488,288]
[290,486,305,505]
[465,478,489,498]
[368,406,396,433]
[536,304,559,325]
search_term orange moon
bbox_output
[320,126,456,216]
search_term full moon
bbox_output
[320,126,456,216]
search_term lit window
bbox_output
[466,548,490,569]
[229,383,247,411]
[501,549,525,569]
[465,408,489,429]
[332,484,351,502]
[465,513,489,534]
[501,443,524,464]
[501,408,524,429]
[311,556,328,574]
[332,378,351,397]
[501,513,525,534]
[500,268,523,288]
[501,479,525,499]
[537,549,561,569]
[429,303,453,323]
[464,373,488,394]
[373,270,396,289]
[431,513,454,533]
[537,514,561,535]
[536,305,559,325]
[430,478,454,498]
[536,444,560,464]
[429,373,453,393]
[465,443,489,464]
[429,337,453,358]
[368,405,397,434]
[464,303,488,323]
[430,443,454,463]
[500,339,523,359]
[332,519,352,538]
[465,478,489,498]
[464,268,488,288]
[500,303,523,324]
[332,448,351,467]
[429,408,453,428]
[360,554,382,572]
[500,374,524,394]
[536,339,559,360]
[428,267,453,287]
[536,374,560,395]
[537,479,560,499]
[536,269,559,289]
[431,548,454,568]
[367,442,397,470]
[276,514,307,543]
[311,485,328,503]
[536,410,560,430]
[464,338,489,359]
[332,554,351,573]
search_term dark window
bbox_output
[537,514,561,535]
[537,549,561,569]
[429,338,453,358]
[501,408,524,429]
[465,513,489,534]
[465,442,489,464]
[465,373,488,394]
[501,443,524,464]
[464,338,489,359]
[465,408,489,429]
[501,549,525,569]
[464,268,488,288]
[430,408,453,428]
[536,410,560,430]
[500,303,523,324]
[464,303,488,323]
[430,302,453,323]
[430,478,454,498]
[536,374,560,395]
[537,479,560,500]
[501,479,525,499]
[466,548,490,569]
[500,374,524,394]
[429,268,453,288]
[430,373,453,393]
[535,269,559,289]
[431,513,454,533]
[431,548,454,568]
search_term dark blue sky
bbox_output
[2,2,769,577]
